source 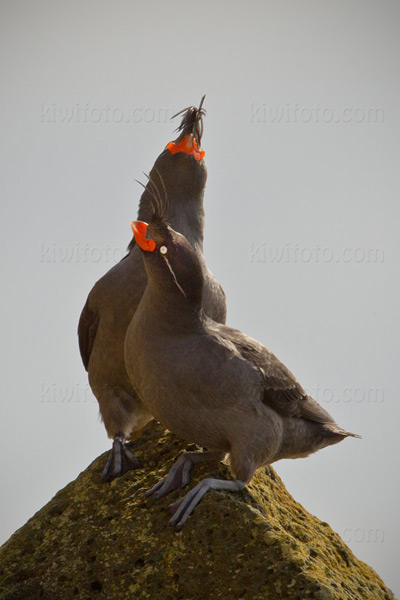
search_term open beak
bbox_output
[130,221,156,252]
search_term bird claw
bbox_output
[168,479,211,529]
[144,477,168,499]
[144,454,192,499]
[101,436,140,483]
[168,478,246,529]
[145,451,225,501]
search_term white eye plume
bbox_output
[160,251,187,299]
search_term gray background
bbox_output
[1,0,399,595]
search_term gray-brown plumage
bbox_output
[78,99,226,482]
[125,214,360,529]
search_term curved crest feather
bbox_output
[128,170,171,251]
[172,95,206,142]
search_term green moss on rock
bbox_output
[0,423,395,600]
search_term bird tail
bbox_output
[342,430,362,439]
[324,424,362,439]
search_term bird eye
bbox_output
[160,246,168,255]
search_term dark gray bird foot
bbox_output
[101,434,140,483]
[145,451,225,500]
[168,477,245,530]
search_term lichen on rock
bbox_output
[0,423,395,599]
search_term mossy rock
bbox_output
[0,423,395,600]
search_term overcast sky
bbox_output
[1,0,399,595]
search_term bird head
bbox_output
[167,95,206,161]
[130,213,203,307]
[130,97,208,254]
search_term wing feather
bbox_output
[78,299,99,371]
[220,325,334,424]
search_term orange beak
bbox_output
[167,134,205,161]
[130,221,156,252]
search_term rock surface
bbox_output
[0,423,394,600]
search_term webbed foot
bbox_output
[168,477,245,530]
[145,451,225,500]
[101,434,140,482]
